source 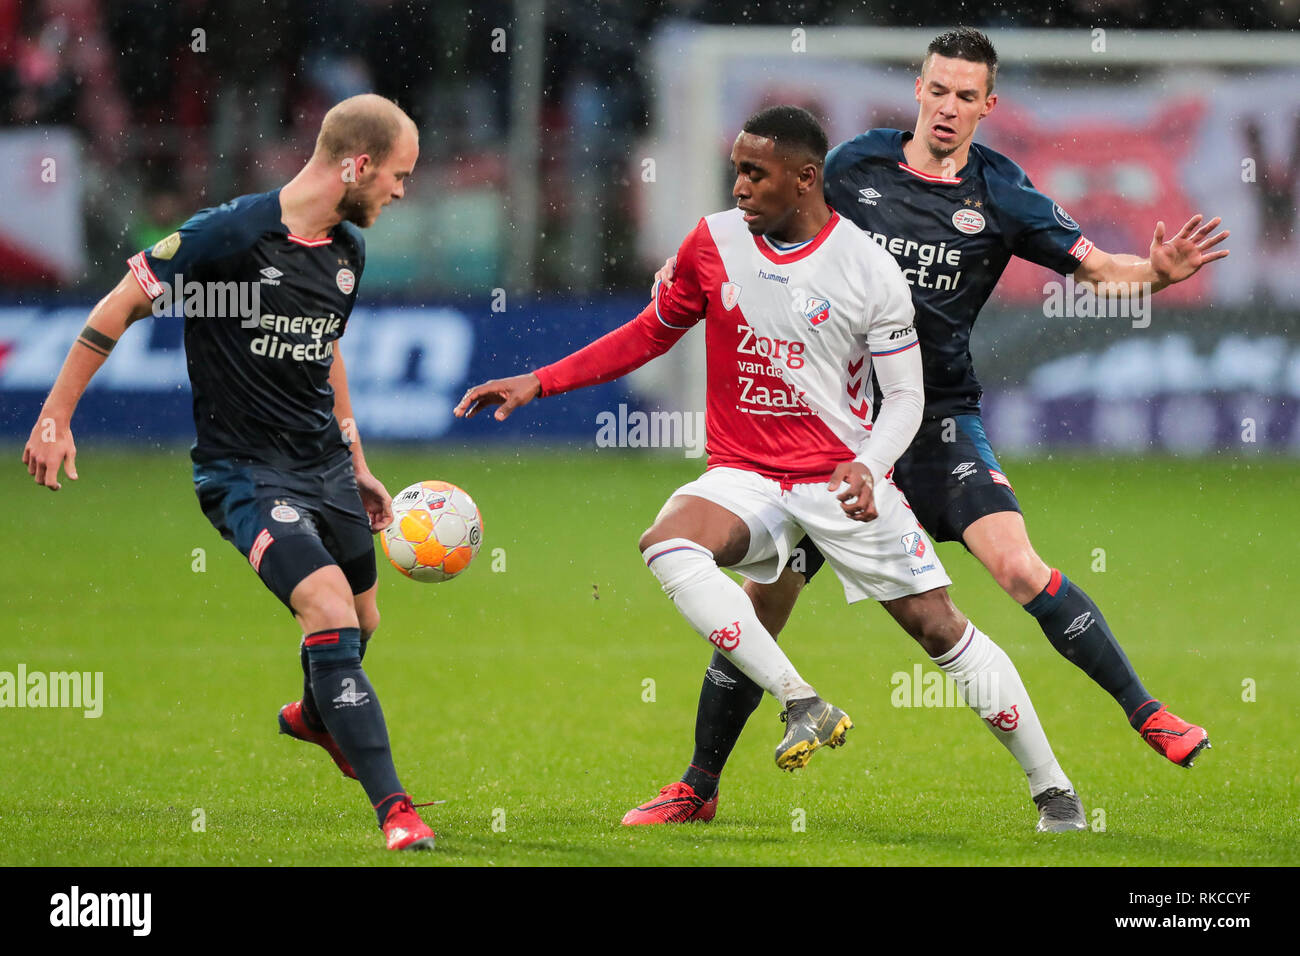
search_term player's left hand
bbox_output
[355,469,394,532]
[1150,214,1230,285]
[828,461,877,522]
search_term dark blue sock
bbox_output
[1023,570,1161,728]
[682,649,765,799]
[299,639,323,731]
[305,627,406,824]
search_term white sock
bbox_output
[932,622,1074,797]
[643,537,815,705]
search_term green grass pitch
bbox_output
[2,446,1296,866]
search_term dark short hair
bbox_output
[741,105,829,164]
[924,27,998,94]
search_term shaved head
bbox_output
[315,93,417,165]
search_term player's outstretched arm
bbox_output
[454,373,542,422]
[1074,214,1229,295]
[22,273,153,490]
[330,342,393,531]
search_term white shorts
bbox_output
[670,466,952,604]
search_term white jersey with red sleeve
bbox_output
[534,206,920,484]
[668,207,919,482]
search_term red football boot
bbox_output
[382,798,437,851]
[1138,705,1211,767]
[278,700,357,779]
[621,782,719,825]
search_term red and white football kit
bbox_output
[536,207,952,603]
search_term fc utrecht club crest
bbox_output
[803,296,831,326]
[901,532,927,558]
[336,268,356,294]
[721,282,742,310]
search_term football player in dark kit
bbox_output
[627,28,1229,825]
[23,94,437,851]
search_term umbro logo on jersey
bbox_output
[858,187,882,205]
[952,461,978,481]
[1064,612,1094,640]
[721,282,742,310]
[259,266,283,285]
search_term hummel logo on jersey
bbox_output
[952,461,978,481]
[858,187,882,205]
[1064,612,1095,640]
[333,678,370,707]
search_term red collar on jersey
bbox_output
[751,209,841,264]
[896,161,962,184]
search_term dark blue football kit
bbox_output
[128,188,376,609]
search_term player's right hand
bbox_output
[22,417,78,491]
[652,255,677,293]
[828,461,877,522]
[454,373,542,422]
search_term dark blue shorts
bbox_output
[193,454,378,612]
[791,413,1021,581]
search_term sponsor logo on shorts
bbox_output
[1063,611,1094,640]
[909,562,937,576]
[336,268,356,294]
[270,504,300,523]
[985,704,1020,731]
[708,621,742,651]
[901,532,927,558]
[952,461,978,481]
[249,528,274,572]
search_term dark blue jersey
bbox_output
[824,129,1093,420]
[127,189,365,467]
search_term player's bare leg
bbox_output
[881,586,1085,832]
[287,565,433,849]
[639,496,850,771]
[964,511,1209,767]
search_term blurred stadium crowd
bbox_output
[0,0,1294,294]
